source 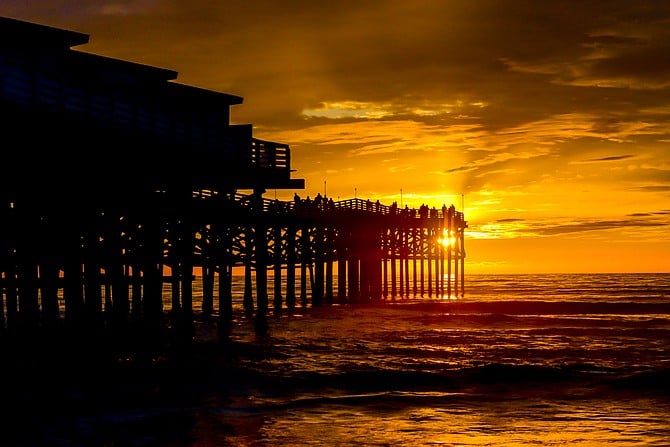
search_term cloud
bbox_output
[533,219,668,236]
[471,213,670,240]
[577,154,635,163]
[496,218,524,223]
[634,185,670,192]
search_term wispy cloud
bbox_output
[577,154,635,163]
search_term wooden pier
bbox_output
[0,17,466,353]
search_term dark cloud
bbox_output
[445,166,475,174]
[580,155,635,162]
[530,218,668,236]
[635,185,670,192]
[4,1,670,131]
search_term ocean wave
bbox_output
[224,361,670,399]
[388,300,670,316]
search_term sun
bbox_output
[437,229,457,247]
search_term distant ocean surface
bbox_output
[32,273,670,446]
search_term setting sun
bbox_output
[437,229,457,247]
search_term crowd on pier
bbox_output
[267,193,456,219]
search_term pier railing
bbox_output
[250,138,290,170]
[226,192,464,220]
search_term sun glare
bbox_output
[438,229,457,247]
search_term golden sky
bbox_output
[2,1,669,274]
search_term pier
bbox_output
[0,17,466,352]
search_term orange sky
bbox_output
[2,1,669,274]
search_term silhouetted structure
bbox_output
[0,17,467,359]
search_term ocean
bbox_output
[9,273,670,446]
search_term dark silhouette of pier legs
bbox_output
[285,225,297,309]
[460,229,466,297]
[427,228,433,298]
[218,263,233,338]
[399,232,405,299]
[273,225,283,312]
[171,263,181,318]
[131,262,142,322]
[419,227,425,297]
[411,228,417,297]
[140,217,164,349]
[243,228,254,313]
[254,226,268,315]
[313,226,324,306]
[107,220,130,332]
[39,220,60,329]
[0,190,467,364]
[382,235,388,300]
[325,227,335,304]
[348,257,359,303]
[300,226,309,307]
[337,245,347,303]
[202,265,215,316]
[390,229,397,300]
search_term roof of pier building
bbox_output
[0,16,303,206]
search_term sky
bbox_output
[2,1,669,274]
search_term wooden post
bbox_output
[427,226,433,298]
[39,259,60,329]
[202,265,215,316]
[218,224,233,338]
[243,227,254,313]
[390,227,397,299]
[218,263,233,338]
[404,229,410,299]
[398,228,404,299]
[83,228,103,331]
[5,269,18,332]
[62,233,84,328]
[337,229,347,303]
[382,229,388,300]
[371,230,383,301]
[412,227,417,298]
[286,225,296,309]
[348,257,359,303]
[447,209,452,299]
[300,226,309,307]
[453,235,459,298]
[141,215,164,338]
[131,262,142,322]
[313,226,324,306]
[460,227,466,297]
[435,224,444,298]
[325,227,334,305]
[179,215,194,343]
[255,224,268,316]
[273,225,283,312]
[171,263,181,315]
[17,259,40,332]
[420,228,425,297]
[108,218,129,330]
